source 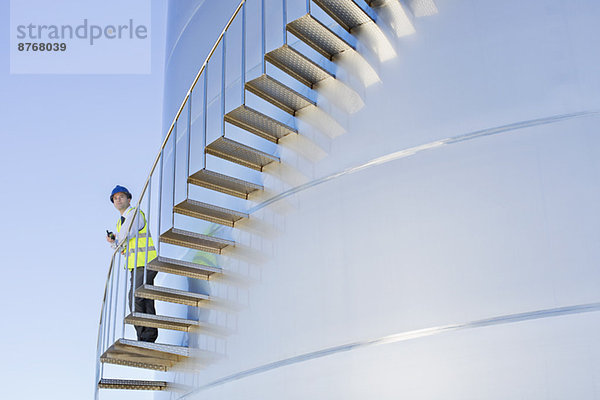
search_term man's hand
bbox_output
[106,230,116,244]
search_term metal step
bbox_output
[187,169,263,199]
[98,379,169,391]
[147,256,222,280]
[160,227,234,254]
[125,312,199,332]
[225,104,297,142]
[265,44,334,88]
[100,338,188,371]
[314,0,374,33]
[246,75,315,115]
[125,312,230,335]
[287,14,354,60]
[125,312,231,336]
[174,199,248,227]
[206,137,279,171]
[136,284,211,307]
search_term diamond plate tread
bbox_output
[118,338,189,357]
[136,284,211,307]
[206,137,279,172]
[147,256,222,280]
[314,0,374,32]
[100,356,170,371]
[245,75,315,115]
[265,44,334,88]
[125,312,200,332]
[187,169,263,199]
[287,14,354,60]
[98,379,169,391]
[160,227,234,254]
[225,104,297,142]
[174,199,248,227]
[101,338,188,371]
[125,312,230,335]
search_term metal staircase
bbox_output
[147,256,222,279]
[245,74,316,115]
[265,44,335,88]
[187,168,263,199]
[95,0,438,397]
[125,312,229,334]
[101,339,190,371]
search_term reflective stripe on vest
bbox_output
[117,208,158,270]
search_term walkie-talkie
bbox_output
[106,230,116,240]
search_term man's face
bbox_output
[113,192,131,211]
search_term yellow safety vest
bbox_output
[116,207,157,270]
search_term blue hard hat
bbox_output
[110,185,132,203]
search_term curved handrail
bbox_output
[133,0,248,219]
[94,0,247,396]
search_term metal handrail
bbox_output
[94,0,247,396]
[123,0,248,238]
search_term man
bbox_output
[106,185,159,343]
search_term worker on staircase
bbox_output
[106,185,159,343]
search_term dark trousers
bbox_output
[128,267,158,342]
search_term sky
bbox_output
[0,0,168,398]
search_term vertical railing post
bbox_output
[172,122,177,226]
[241,2,246,104]
[100,306,105,356]
[221,34,226,137]
[186,93,192,199]
[112,251,122,342]
[101,289,106,354]
[144,177,151,284]
[203,71,208,168]
[157,148,164,254]
[131,214,140,321]
[120,253,127,338]
[99,291,106,377]
[101,266,110,350]
[261,0,266,74]
[283,0,287,44]
[105,259,114,347]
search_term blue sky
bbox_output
[0,0,168,398]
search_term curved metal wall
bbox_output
[160,0,600,398]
